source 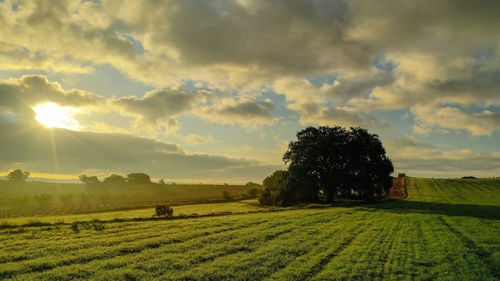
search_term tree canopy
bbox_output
[260,126,394,205]
[7,169,30,182]
[79,174,100,185]
[103,174,126,185]
[127,173,151,184]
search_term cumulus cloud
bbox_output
[111,89,198,132]
[273,77,389,130]
[196,97,275,128]
[411,104,500,136]
[0,75,101,122]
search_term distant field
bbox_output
[0,178,498,280]
[0,199,267,225]
[0,181,251,217]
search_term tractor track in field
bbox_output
[437,216,499,279]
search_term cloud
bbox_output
[0,121,278,182]
[411,104,500,136]
[183,134,216,145]
[0,75,101,122]
[273,76,391,130]
[111,89,197,132]
[196,97,275,128]
[391,147,500,177]
[384,136,500,177]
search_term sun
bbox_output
[33,102,79,130]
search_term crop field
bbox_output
[0,181,250,217]
[0,199,268,226]
[0,178,498,280]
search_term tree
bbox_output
[398,173,406,178]
[259,170,289,205]
[7,169,30,182]
[282,126,394,203]
[221,191,232,200]
[79,174,100,185]
[126,173,151,184]
[159,179,165,185]
[103,174,126,185]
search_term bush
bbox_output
[155,205,173,217]
[71,222,80,234]
[398,173,407,178]
[245,186,259,198]
[221,191,232,200]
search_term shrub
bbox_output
[155,205,173,217]
[398,173,407,178]
[221,191,232,200]
[71,222,80,234]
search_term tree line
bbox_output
[79,173,154,185]
[259,126,394,206]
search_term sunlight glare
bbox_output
[33,102,79,130]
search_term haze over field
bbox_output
[0,0,499,183]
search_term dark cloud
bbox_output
[111,89,197,128]
[196,98,274,127]
[0,121,278,181]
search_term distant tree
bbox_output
[103,174,126,185]
[398,173,406,178]
[126,173,151,184]
[462,176,477,179]
[155,205,173,217]
[79,174,100,185]
[221,191,232,200]
[159,179,165,185]
[7,169,30,182]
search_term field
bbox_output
[0,178,499,280]
[0,181,251,217]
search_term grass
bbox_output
[0,199,267,226]
[0,180,252,217]
[0,178,498,280]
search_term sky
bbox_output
[0,0,499,183]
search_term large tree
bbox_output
[282,126,393,204]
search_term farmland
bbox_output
[0,178,499,280]
[0,181,251,217]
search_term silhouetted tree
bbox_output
[281,126,393,204]
[259,170,289,205]
[126,173,151,184]
[7,169,30,182]
[103,174,126,185]
[79,174,100,185]
[344,127,394,201]
[398,173,406,178]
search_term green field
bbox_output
[0,178,498,280]
[0,181,251,217]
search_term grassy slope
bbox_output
[0,178,498,280]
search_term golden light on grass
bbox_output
[33,102,79,130]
